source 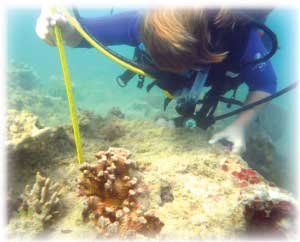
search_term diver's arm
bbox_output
[232,90,270,127]
[209,28,278,154]
[36,7,142,47]
[208,90,270,154]
[77,11,142,47]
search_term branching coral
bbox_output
[77,147,164,238]
[7,172,62,239]
[19,172,62,224]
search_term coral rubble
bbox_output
[7,172,62,239]
[77,147,164,238]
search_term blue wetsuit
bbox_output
[77,11,277,94]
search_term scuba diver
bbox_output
[36,7,279,154]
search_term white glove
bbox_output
[35,6,82,46]
[208,124,246,154]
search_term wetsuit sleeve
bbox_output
[76,11,142,47]
[240,29,277,94]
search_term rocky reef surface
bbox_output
[5,109,298,240]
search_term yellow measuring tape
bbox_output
[52,7,83,164]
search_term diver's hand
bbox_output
[208,124,246,154]
[35,6,82,47]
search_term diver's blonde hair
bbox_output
[141,8,239,73]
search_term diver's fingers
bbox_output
[36,6,57,46]
[36,16,55,46]
[44,28,56,46]
[49,13,68,27]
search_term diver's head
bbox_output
[141,8,238,73]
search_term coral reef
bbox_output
[77,109,105,138]
[5,109,298,240]
[6,109,73,214]
[7,60,40,90]
[101,107,126,141]
[6,109,44,142]
[244,133,275,166]
[77,107,126,141]
[219,158,298,239]
[243,133,295,193]
[243,186,298,239]
[248,103,289,142]
[7,85,69,126]
[106,106,125,120]
[6,110,74,167]
[7,172,62,239]
[77,147,164,238]
[101,122,126,142]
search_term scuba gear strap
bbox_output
[175,66,210,116]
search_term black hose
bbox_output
[235,9,279,68]
[214,82,298,121]
[241,21,278,68]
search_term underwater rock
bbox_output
[218,159,298,239]
[6,109,74,211]
[77,147,164,238]
[242,184,298,239]
[6,109,74,166]
[78,109,104,138]
[7,172,62,239]
[242,133,294,192]
[244,133,275,165]
[4,114,298,240]
[106,106,125,120]
[160,182,174,205]
[155,117,176,129]
[7,60,40,90]
[77,108,125,140]
[6,109,44,142]
[249,103,289,142]
[101,122,126,142]
[7,84,69,126]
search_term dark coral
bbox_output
[102,122,125,141]
[106,107,125,120]
[77,147,164,238]
[244,199,298,239]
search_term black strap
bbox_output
[163,98,172,111]
[116,70,136,87]
[214,82,298,121]
[146,80,158,92]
